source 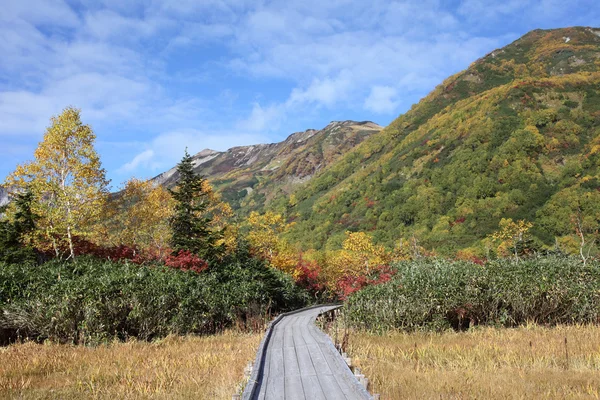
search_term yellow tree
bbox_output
[490,218,533,261]
[245,211,296,274]
[323,231,390,291]
[341,231,388,273]
[199,180,237,257]
[5,107,108,259]
[97,179,175,259]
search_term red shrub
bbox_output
[71,237,138,261]
[294,257,325,295]
[336,265,395,300]
[164,250,208,273]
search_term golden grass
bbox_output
[348,325,600,399]
[0,332,261,399]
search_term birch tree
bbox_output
[5,107,108,259]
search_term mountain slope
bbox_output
[152,121,382,210]
[0,186,8,208]
[270,27,600,255]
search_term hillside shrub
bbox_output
[0,256,308,344]
[345,256,600,332]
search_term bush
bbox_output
[0,256,308,344]
[345,256,600,332]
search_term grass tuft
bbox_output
[348,325,600,399]
[0,332,260,399]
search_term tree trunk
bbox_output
[67,225,75,260]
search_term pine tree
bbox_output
[169,150,223,261]
[0,190,38,263]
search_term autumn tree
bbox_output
[5,107,108,259]
[169,150,223,261]
[245,211,296,274]
[96,178,175,259]
[490,218,533,261]
[538,185,600,264]
[197,178,237,257]
[323,231,390,292]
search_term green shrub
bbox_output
[345,256,600,332]
[0,256,308,344]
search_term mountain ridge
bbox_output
[151,120,382,209]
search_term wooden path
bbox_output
[242,305,372,400]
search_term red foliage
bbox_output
[364,197,376,208]
[336,265,396,300]
[66,236,208,273]
[445,81,457,92]
[71,237,138,261]
[164,250,209,273]
[449,216,466,228]
[294,257,325,295]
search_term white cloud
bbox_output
[119,149,155,173]
[118,128,269,179]
[288,72,353,108]
[83,10,169,41]
[238,103,283,132]
[364,86,399,114]
[458,0,529,20]
[1,0,79,26]
[3,0,597,183]
[0,72,156,136]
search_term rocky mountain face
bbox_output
[0,187,9,208]
[266,27,600,254]
[152,120,382,210]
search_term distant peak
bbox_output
[194,149,219,157]
[326,120,381,128]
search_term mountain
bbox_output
[264,27,600,255]
[152,120,382,210]
[0,187,8,208]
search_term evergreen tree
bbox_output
[169,150,223,261]
[0,190,38,263]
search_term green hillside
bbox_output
[266,27,600,256]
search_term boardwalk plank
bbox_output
[301,375,327,400]
[246,305,371,400]
[283,344,300,376]
[283,317,296,348]
[285,375,306,400]
[266,347,285,399]
[318,374,347,400]
[295,345,317,376]
[305,343,332,375]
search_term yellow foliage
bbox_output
[96,178,174,259]
[320,231,392,291]
[245,211,296,273]
[490,218,533,258]
[391,237,428,261]
[5,107,109,258]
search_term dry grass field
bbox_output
[0,332,261,399]
[348,324,600,399]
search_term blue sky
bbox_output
[1,0,598,188]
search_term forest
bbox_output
[1,103,599,346]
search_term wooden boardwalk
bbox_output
[243,305,372,400]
